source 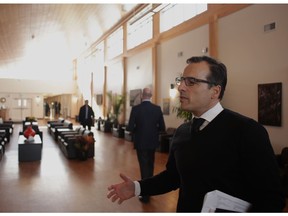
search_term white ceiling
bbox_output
[0,3,138,80]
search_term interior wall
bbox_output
[157,24,209,128]
[92,50,105,119]
[218,4,288,154]
[106,60,124,118]
[0,92,44,121]
[126,49,153,123]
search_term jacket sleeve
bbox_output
[139,144,180,196]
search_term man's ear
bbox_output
[211,85,221,99]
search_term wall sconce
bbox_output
[169,84,177,98]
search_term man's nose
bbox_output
[177,81,186,91]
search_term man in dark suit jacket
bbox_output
[78,100,94,130]
[127,87,166,203]
[107,56,285,212]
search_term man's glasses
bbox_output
[175,76,215,86]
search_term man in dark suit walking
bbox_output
[78,100,95,130]
[127,87,166,203]
[107,56,285,212]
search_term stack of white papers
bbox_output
[201,190,251,212]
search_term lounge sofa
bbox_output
[59,129,95,159]
[0,120,14,135]
[0,126,11,143]
[49,120,73,141]
[47,118,65,134]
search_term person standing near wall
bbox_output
[126,87,166,203]
[107,56,285,212]
[78,100,95,131]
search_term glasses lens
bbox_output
[186,77,196,86]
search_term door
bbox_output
[10,98,32,121]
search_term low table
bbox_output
[18,134,42,162]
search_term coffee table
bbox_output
[18,134,42,162]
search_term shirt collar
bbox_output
[142,99,151,102]
[194,102,223,123]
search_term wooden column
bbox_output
[209,14,219,58]
[122,57,127,123]
[103,66,107,118]
[152,45,158,104]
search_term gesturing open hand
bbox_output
[107,173,136,204]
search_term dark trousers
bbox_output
[81,119,92,130]
[136,149,155,180]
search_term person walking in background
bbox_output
[107,56,285,212]
[79,100,95,131]
[126,87,166,203]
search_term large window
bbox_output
[106,27,123,60]
[127,5,153,50]
[160,4,207,33]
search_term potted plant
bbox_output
[172,106,192,122]
[107,92,125,128]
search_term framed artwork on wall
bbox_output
[130,89,142,106]
[96,94,103,105]
[258,82,282,126]
[163,98,170,115]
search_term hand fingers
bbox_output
[108,192,119,203]
[111,195,119,202]
[107,185,114,191]
[107,190,115,199]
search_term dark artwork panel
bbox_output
[130,89,142,106]
[258,82,282,126]
[162,98,170,115]
[96,94,103,105]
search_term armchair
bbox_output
[158,127,176,153]
[112,124,125,138]
[0,120,14,134]
[100,119,112,133]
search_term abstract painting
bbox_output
[258,82,282,126]
[130,89,142,106]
